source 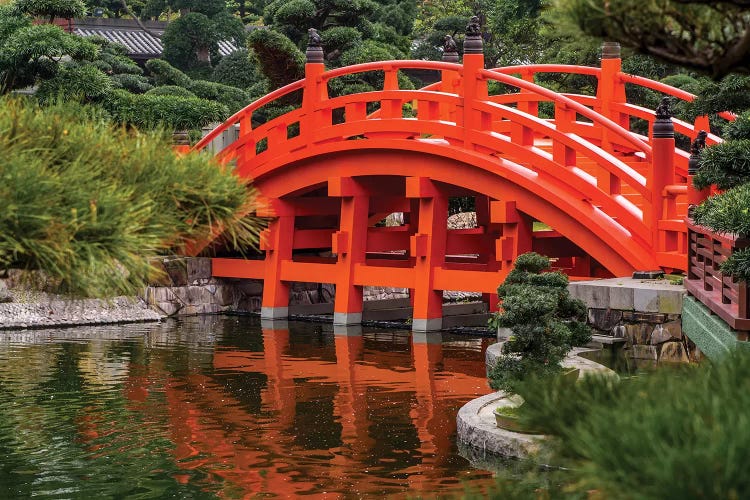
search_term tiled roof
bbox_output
[75,27,164,57]
[74,19,238,58]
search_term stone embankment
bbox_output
[568,277,692,363]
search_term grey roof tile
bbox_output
[75,27,237,58]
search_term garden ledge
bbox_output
[456,342,615,459]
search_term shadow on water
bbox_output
[0,316,507,498]
[577,344,657,376]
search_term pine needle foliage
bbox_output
[692,184,750,280]
[0,97,264,297]
[508,349,750,499]
[693,140,750,190]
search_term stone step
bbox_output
[586,335,628,349]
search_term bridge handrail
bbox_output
[493,64,602,77]
[193,79,305,152]
[320,59,464,81]
[319,60,652,159]
[421,63,735,127]
[475,68,652,159]
[491,65,735,125]
[194,61,731,156]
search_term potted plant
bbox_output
[487,252,591,430]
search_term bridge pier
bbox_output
[331,177,369,325]
[408,177,448,332]
[260,202,294,320]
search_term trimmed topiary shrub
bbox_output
[723,111,750,141]
[488,252,591,392]
[103,89,228,130]
[145,85,198,99]
[187,79,250,114]
[145,58,193,88]
[110,73,153,94]
[36,63,113,103]
[693,140,750,191]
[211,49,263,90]
[247,28,305,90]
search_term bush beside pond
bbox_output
[0,97,263,297]
[488,252,592,393]
[484,349,750,499]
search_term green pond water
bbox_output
[0,316,499,498]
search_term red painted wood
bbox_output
[191,58,734,321]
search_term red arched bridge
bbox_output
[192,44,730,331]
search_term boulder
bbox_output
[0,281,11,303]
[659,342,689,363]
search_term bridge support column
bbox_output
[330,177,369,325]
[650,107,676,253]
[492,200,533,273]
[408,178,447,332]
[260,201,294,319]
[477,195,500,313]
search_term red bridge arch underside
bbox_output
[194,57,730,329]
[255,145,647,276]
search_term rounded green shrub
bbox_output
[37,64,113,103]
[693,140,750,190]
[103,89,229,130]
[145,85,198,99]
[488,252,591,393]
[211,49,262,90]
[145,59,192,88]
[110,73,153,94]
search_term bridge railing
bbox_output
[195,59,657,243]
[686,222,750,332]
[193,46,737,272]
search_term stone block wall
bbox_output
[146,257,333,316]
[569,278,694,363]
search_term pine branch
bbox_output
[119,0,162,39]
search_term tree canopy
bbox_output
[556,0,750,78]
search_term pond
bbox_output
[0,315,499,498]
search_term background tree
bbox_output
[15,0,86,22]
[0,0,246,132]
[556,0,750,78]
[156,0,247,72]
[83,0,147,18]
[0,3,97,93]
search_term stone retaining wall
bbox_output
[568,278,694,363]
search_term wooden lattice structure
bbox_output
[686,222,750,332]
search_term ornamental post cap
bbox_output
[655,96,672,120]
[653,97,675,138]
[688,130,708,175]
[463,16,483,54]
[601,41,621,59]
[690,130,708,157]
[305,28,324,63]
[442,34,459,62]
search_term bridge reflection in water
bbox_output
[26,316,497,497]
